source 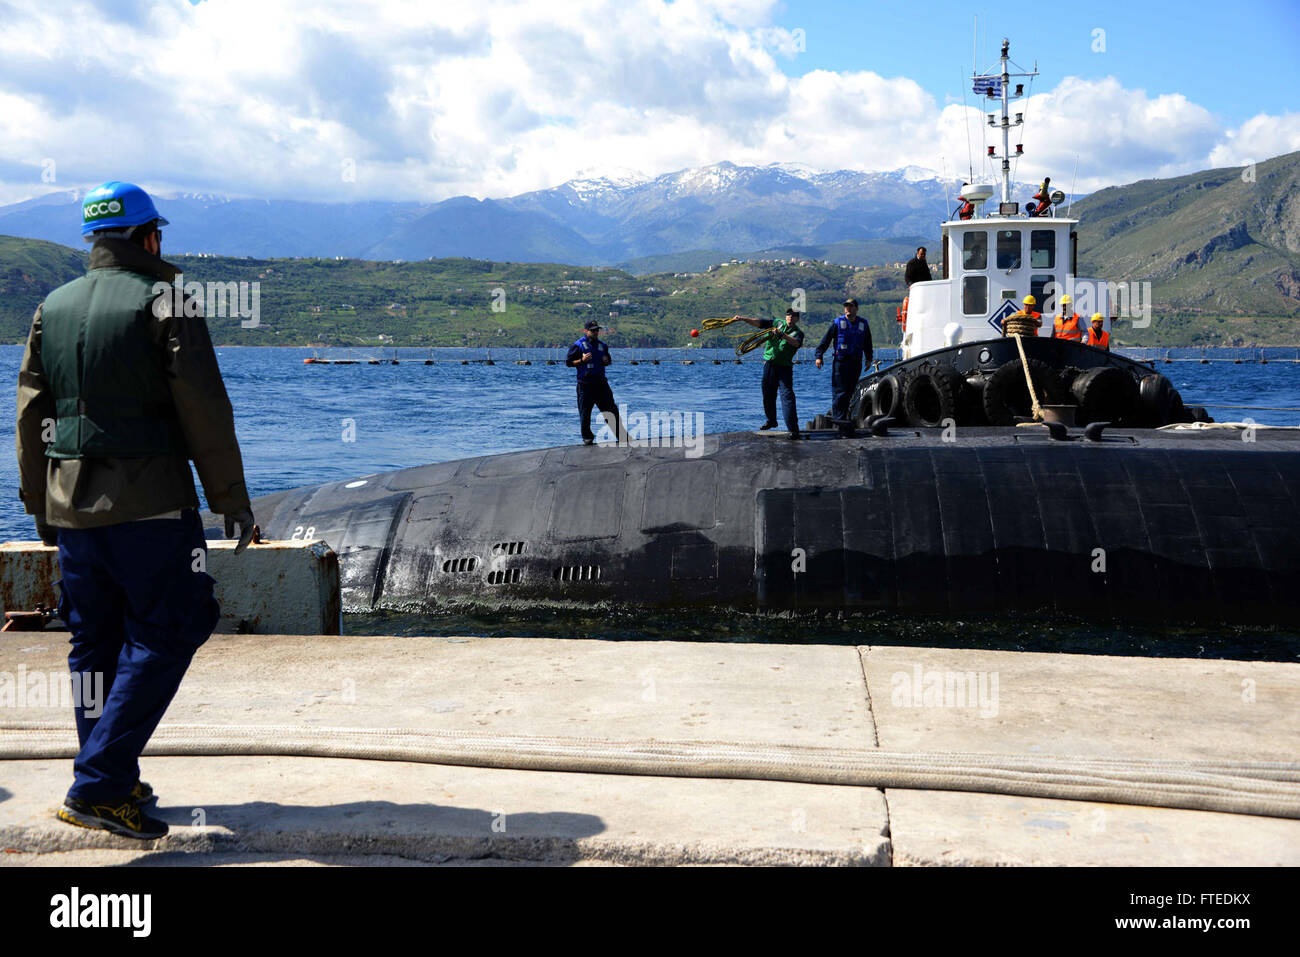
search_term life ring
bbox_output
[871,373,905,420]
[902,363,963,427]
[1070,366,1139,425]
[982,358,1065,426]
[897,297,909,331]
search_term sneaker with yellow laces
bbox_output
[56,796,168,840]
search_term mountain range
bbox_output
[0,162,984,269]
[2,151,1298,332]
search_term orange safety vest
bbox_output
[1053,313,1082,341]
[1087,327,1109,349]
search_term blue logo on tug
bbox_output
[987,299,1019,334]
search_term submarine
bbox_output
[214,423,1300,626]
[206,39,1300,627]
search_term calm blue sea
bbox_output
[3,343,1299,543]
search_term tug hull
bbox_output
[213,426,1300,626]
[847,335,1194,429]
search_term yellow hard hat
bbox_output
[1022,294,1037,306]
[1060,294,1071,304]
[1091,313,1104,322]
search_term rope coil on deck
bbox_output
[3,722,1298,820]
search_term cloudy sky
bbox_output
[1,0,1297,206]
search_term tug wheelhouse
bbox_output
[847,37,1197,431]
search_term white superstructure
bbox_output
[899,40,1110,359]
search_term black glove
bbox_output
[223,509,256,555]
[33,516,58,547]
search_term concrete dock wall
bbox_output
[0,539,341,636]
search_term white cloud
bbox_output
[0,0,1289,207]
[1208,112,1300,169]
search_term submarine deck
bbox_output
[2,632,1296,866]
[230,423,1300,624]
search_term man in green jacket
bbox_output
[15,181,255,840]
[735,308,805,439]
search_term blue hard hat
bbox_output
[80,181,169,237]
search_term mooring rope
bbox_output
[3,722,1298,820]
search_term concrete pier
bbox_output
[0,634,1296,866]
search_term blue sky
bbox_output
[0,0,1296,205]
[768,0,1300,123]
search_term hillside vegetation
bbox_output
[1073,150,1300,343]
[0,238,909,349]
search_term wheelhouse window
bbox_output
[1031,230,1056,269]
[1030,275,1056,304]
[962,276,988,315]
[996,230,1022,270]
[962,231,987,270]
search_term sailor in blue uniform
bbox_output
[813,299,873,421]
[565,320,621,445]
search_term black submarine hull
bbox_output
[212,426,1300,626]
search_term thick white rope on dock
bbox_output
[3,722,1298,820]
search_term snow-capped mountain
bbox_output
[0,163,1045,265]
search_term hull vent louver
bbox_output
[553,565,601,582]
[442,557,480,574]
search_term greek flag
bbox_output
[973,75,1002,96]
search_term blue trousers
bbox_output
[761,361,799,433]
[831,352,863,420]
[55,510,220,802]
[577,378,619,442]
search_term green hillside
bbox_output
[0,239,909,349]
[0,234,90,337]
[1073,150,1300,343]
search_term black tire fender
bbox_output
[902,363,963,428]
[982,358,1066,426]
[1071,366,1140,425]
[1138,373,1175,425]
[872,373,905,420]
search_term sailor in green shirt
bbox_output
[734,308,805,439]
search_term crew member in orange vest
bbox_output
[953,182,975,220]
[1027,176,1052,217]
[1052,294,1082,341]
[1086,313,1110,350]
[1001,294,1042,337]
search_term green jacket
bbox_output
[762,317,804,366]
[41,261,189,459]
[16,238,252,527]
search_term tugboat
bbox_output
[848,40,1202,431]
